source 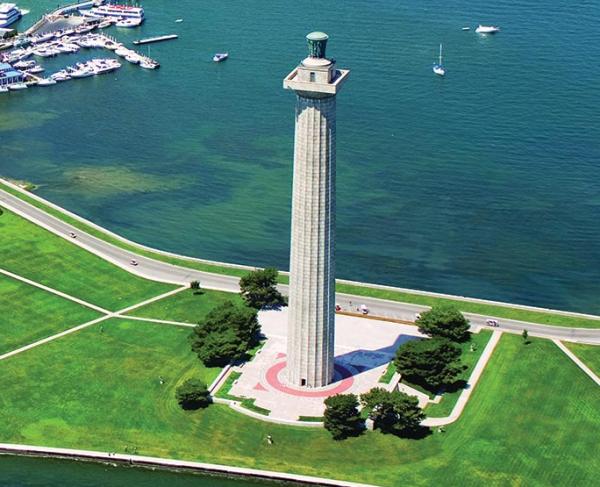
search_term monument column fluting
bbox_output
[283,32,350,387]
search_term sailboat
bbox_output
[433,43,445,76]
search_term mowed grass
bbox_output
[0,327,598,485]
[127,288,245,324]
[565,342,600,376]
[0,274,101,354]
[425,330,493,417]
[3,182,600,329]
[0,209,175,310]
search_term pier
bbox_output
[133,34,178,45]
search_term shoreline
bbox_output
[0,444,376,487]
[1,176,599,324]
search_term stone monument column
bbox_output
[283,32,350,387]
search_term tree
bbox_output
[416,305,470,342]
[190,301,260,366]
[190,280,201,290]
[360,388,425,435]
[323,394,363,440]
[394,337,465,391]
[239,268,286,309]
[176,379,211,410]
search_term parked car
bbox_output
[130,259,139,266]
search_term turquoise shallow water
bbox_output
[1,0,599,313]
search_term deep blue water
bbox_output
[1,0,599,313]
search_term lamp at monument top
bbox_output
[306,31,329,59]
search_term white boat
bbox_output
[33,47,60,57]
[13,59,35,69]
[125,53,140,63]
[8,82,27,90]
[114,46,130,57]
[75,24,95,34]
[139,59,158,69]
[0,3,21,28]
[461,27,470,31]
[50,71,70,81]
[88,4,145,20]
[98,20,112,28]
[0,85,9,93]
[37,77,56,86]
[213,52,228,62]
[433,44,445,76]
[116,18,143,28]
[71,68,94,78]
[174,18,183,23]
[475,25,500,34]
[26,65,44,73]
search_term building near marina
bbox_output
[0,61,23,86]
[283,32,349,387]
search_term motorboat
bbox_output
[75,24,95,34]
[114,46,130,57]
[70,68,94,78]
[139,58,159,69]
[8,82,27,90]
[26,65,44,73]
[213,52,228,62]
[432,43,445,76]
[475,25,500,34]
[116,18,143,28]
[98,19,112,28]
[33,47,60,57]
[461,27,470,31]
[0,85,9,93]
[37,77,57,86]
[125,53,140,63]
[50,71,71,81]
[13,59,36,69]
[175,18,183,23]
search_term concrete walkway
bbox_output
[0,272,188,361]
[0,443,376,487]
[553,340,600,387]
[0,268,110,314]
[423,330,503,427]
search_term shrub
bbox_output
[176,379,211,410]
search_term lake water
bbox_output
[0,455,281,486]
[1,0,599,314]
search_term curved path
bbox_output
[2,188,600,344]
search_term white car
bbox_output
[130,259,139,266]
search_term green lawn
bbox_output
[0,274,101,354]
[3,182,600,329]
[425,330,493,417]
[127,288,244,323]
[0,325,598,485]
[565,342,600,377]
[0,208,175,310]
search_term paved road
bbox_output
[2,188,600,344]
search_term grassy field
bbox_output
[425,330,493,417]
[0,208,175,310]
[0,274,101,354]
[565,342,600,376]
[127,288,244,323]
[0,325,598,486]
[3,182,600,329]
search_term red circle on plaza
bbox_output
[265,361,354,397]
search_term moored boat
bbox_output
[8,81,27,90]
[116,18,143,28]
[0,3,21,28]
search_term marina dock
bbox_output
[133,34,177,45]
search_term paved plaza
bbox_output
[229,309,426,421]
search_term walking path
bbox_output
[553,340,600,387]
[0,268,111,314]
[2,181,600,344]
[0,443,376,487]
[423,330,502,427]
[0,269,188,362]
